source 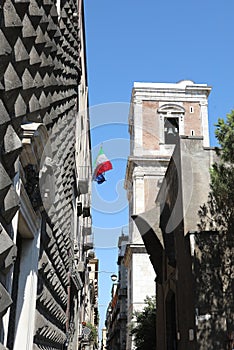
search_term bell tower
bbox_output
[129,79,211,157]
[126,80,211,242]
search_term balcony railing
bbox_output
[83,226,92,235]
[71,266,83,290]
[76,261,85,272]
[78,166,91,194]
[83,235,93,251]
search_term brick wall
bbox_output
[142,101,160,150]
[183,102,202,137]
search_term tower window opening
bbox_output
[190,106,194,113]
[164,117,179,144]
[191,130,195,136]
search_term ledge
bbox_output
[18,180,40,238]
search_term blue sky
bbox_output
[84,0,234,334]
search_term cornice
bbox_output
[125,155,170,190]
[130,82,212,103]
[123,243,147,267]
[21,122,49,169]
[128,155,171,163]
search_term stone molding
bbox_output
[21,123,49,169]
[123,243,147,268]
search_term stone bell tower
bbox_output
[124,80,211,350]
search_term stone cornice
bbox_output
[21,123,49,169]
[130,81,212,104]
[129,155,170,163]
[125,155,170,189]
[123,243,147,267]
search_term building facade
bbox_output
[0,1,96,349]
[134,136,233,349]
[100,328,107,350]
[79,256,99,350]
[105,234,128,350]
[124,80,212,349]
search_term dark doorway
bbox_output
[166,291,177,350]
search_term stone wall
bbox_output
[0,0,88,349]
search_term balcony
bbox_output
[77,261,85,272]
[78,166,90,194]
[83,236,93,251]
[118,287,127,297]
[71,266,83,290]
[83,226,92,235]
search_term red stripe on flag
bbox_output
[95,161,113,176]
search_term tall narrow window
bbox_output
[164,118,179,144]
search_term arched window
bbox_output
[158,104,185,145]
[164,117,179,144]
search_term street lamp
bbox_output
[110,274,117,282]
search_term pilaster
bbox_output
[200,100,210,147]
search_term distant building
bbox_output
[124,80,212,349]
[105,233,128,350]
[117,234,128,350]
[79,257,99,350]
[100,328,107,350]
[0,1,95,349]
[87,258,99,330]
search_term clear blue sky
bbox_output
[84,0,234,335]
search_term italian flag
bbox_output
[93,146,113,178]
